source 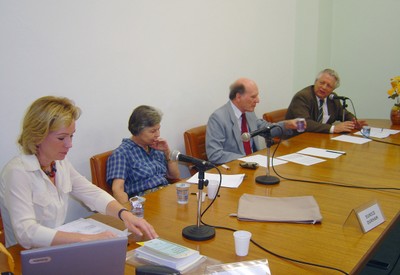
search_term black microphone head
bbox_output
[241,132,251,142]
[170,150,180,161]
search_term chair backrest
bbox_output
[183,125,207,174]
[263,108,288,123]
[0,211,5,245]
[89,150,113,194]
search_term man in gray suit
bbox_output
[285,68,367,133]
[206,78,299,165]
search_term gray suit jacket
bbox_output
[206,101,289,165]
[285,85,355,133]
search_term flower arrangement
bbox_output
[387,76,400,107]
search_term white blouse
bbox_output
[0,154,115,248]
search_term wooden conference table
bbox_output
[2,119,400,274]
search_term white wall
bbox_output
[1,1,399,217]
[330,0,400,119]
[0,0,297,179]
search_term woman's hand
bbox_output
[120,210,158,240]
[150,138,169,152]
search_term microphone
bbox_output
[173,150,216,241]
[329,94,349,100]
[241,125,277,142]
[170,150,214,169]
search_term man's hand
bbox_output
[353,118,368,130]
[333,121,355,133]
[284,119,307,130]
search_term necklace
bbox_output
[42,161,57,178]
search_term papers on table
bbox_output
[331,135,371,144]
[238,154,288,167]
[187,172,245,188]
[236,147,348,166]
[276,153,326,166]
[205,259,271,275]
[133,238,206,272]
[297,147,346,158]
[354,127,400,139]
[56,218,129,237]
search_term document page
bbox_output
[354,127,400,138]
[57,218,129,237]
[277,153,325,166]
[187,172,244,188]
[238,154,288,167]
[297,147,346,158]
[331,135,371,144]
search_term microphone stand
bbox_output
[256,128,280,185]
[341,98,348,122]
[182,166,215,241]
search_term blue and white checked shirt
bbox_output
[106,138,169,197]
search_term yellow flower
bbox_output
[388,76,400,106]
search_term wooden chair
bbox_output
[263,108,288,123]
[183,125,207,175]
[263,108,288,143]
[0,212,5,245]
[90,150,113,194]
[90,150,180,195]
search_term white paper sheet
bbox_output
[238,154,288,167]
[297,147,346,159]
[187,172,245,188]
[353,127,400,138]
[276,153,326,166]
[331,135,372,144]
[56,218,129,237]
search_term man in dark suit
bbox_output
[285,68,367,133]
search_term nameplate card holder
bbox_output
[343,200,385,233]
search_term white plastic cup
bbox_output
[207,180,219,200]
[362,125,371,137]
[129,196,146,218]
[176,183,190,204]
[296,118,306,132]
[233,230,252,256]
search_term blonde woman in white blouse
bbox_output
[0,96,158,248]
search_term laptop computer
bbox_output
[21,236,128,275]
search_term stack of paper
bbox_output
[56,218,128,237]
[134,238,206,272]
[354,127,400,139]
[205,259,271,274]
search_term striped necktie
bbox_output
[241,113,252,155]
[317,99,324,123]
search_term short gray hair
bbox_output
[315,68,340,89]
[128,105,163,135]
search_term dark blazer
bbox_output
[285,85,355,133]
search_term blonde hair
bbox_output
[18,96,81,154]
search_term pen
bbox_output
[221,164,230,170]
[191,192,220,197]
[326,150,346,155]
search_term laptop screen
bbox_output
[21,236,127,275]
